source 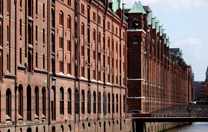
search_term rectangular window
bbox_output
[36,0,38,14]
[35,26,38,41]
[67,40,71,51]
[43,3,45,19]
[67,63,71,74]
[35,52,38,67]
[20,48,22,64]
[59,37,64,48]
[43,54,45,69]
[59,61,64,73]
[7,54,10,72]
[43,29,45,43]
[20,19,22,36]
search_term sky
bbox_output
[124,0,208,81]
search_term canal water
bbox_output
[167,122,208,132]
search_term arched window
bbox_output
[27,86,32,120]
[87,90,91,114]
[68,88,72,114]
[36,127,38,132]
[98,92,101,113]
[108,93,110,113]
[59,11,64,26]
[75,89,79,114]
[18,85,23,116]
[6,89,12,117]
[103,92,107,115]
[60,87,64,114]
[27,128,32,132]
[93,91,96,113]
[51,86,56,120]
[81,90,85,114]
[35,87,39,116]
[52,126,55,132]
[42,87,46,115]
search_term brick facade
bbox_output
[125,3,193,114]
[0,0,132,132]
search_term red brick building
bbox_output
[0,0,132,132]
[125,0,193,118]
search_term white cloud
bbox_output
[125,0,208,9]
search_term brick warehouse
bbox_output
[125,2,193,132]
[0,0,194,132]
[0,0,132,132]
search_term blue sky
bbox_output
[124,0,208,81]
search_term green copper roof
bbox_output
[112,0,120,12]
[152,17,156,29]
[155,19,160,32]
[147,12,152,25]
[129,1,146,14]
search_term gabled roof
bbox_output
[129,1,146,14]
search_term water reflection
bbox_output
[168,123,208,132]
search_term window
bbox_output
[42,87,46,115]
[7,25,10,42]
[59,36,64,48]
[98,92,101,113]
[43,29,45,44]
[67,15,71,29]
[28,0,33,17]
[51,86,56,120]
[7,0,10,13]
[43,54,45,69]
[67,63,71,74]
[108,93,110,113]
[7,54,10,72]
[28,22,33,44]
[59,11,64,26]
[81,3,84,14]
[28,50,33,72]
[103,92,107,115]
[60,87,64,114]
[35,26,38,41]
[20,19,22,35]
[81,90,85,114]
[68,0,71,6]
[35,52,38,67]
[67,40,71,51]
[43,4,45,18]
[6,89,12,117]
[123,95,126,113]
[75,89,80,114]
[59,61,64,73]
[68,88,72,114]
[27,86,32,120]
[93,92,96,113]
[116,94,118,113]
[36,0,38,14]
[0,0,3,14]
[93,29,96,41]
[20,0,22,8]
[18,85,23,116]
[112,94,114,113]
[35,87,39,115]
[87,90,91,114]
[81,23,85,35]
